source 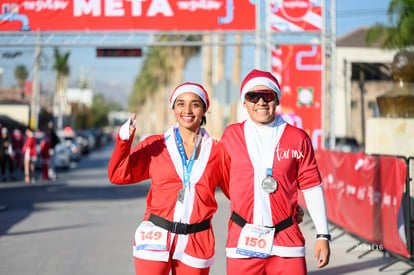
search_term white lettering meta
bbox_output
[106,0,124,16]
[74,0,100,16]
[74,0,172,17]
[147,0,173,16]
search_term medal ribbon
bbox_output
[266,168,273,178]
[175,127,199,190]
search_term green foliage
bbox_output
[366,0,414,48]
[53,47,70,93]
[72,94,122,129]
[128,35,201,111]
[53,47,70,75]
[14,64,28,88]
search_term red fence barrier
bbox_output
[300,150,409,258]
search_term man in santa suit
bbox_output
[221,69,330,274]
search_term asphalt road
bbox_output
[1,141,414,275]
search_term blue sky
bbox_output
[0,0,392,107]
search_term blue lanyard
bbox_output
[175,127,199,189]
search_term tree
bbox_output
[366,0,414,48]
[52,47,70,130]
[129,35,201,132]
[14,64,28,98]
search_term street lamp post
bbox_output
[30,31,41,130]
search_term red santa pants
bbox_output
[133,236,210,275]
[227,255,306,275]
[134,257,210,275]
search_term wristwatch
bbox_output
[316,234,331,241]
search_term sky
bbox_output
[0,0,393,108]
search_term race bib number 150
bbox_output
[236,224,275,258]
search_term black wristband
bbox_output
[316,234,331,241]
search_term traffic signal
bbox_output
[96,48,142,57]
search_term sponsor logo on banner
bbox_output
[271,0,322,32]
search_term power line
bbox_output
[337,9,389,18]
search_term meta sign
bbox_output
[0,0,255,31]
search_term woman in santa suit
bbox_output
[221,69,330,275]
[108,83,230,275]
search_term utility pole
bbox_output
[255,0,262,69]
[359,69,366,145]
[329,0,337,149]
[265,0,272,72]
[30,31,41,130]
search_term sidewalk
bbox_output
[301,211,414,275]
[211,191,414,275]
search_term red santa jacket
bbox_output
[221,119,322,258]
[23,135,37,159]
[40,133,51,160]
[108,126,230,268]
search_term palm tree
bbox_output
[52,47,70,130]
[366,0,414,48]
[14,64,28,98]
[129,35,201,133]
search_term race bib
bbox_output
[134,221,168,251]
[236,223,275,258]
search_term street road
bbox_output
[1,141,413,275]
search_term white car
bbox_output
[52,142,71,169]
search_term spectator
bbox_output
[1,128,16,181]
[47,121,59,180]
[40,131,51,181]
[22,128,37,183]
[11,128,24,171]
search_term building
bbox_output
[335,27,399,146]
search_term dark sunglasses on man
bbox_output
[245,90,277,103]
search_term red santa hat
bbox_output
[240,69,281,104]
[170,82,210,111]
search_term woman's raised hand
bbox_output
[129,113,136,137]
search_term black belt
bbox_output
[231,211,293,233]
[148,214,210,235]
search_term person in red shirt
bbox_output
[22,128,37,183]
[108,83,230,275]
[221,69,330,275]
[40,131,51,180]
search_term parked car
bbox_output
[63,137,82,162]
[52,143,72,169]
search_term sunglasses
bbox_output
[245,90,276,103]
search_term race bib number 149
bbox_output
[135,221,168,251]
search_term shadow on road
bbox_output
[0,142,151,237]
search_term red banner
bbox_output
[305,150,409,258]
[270,0,322,32]
[0,0,255,31]
[272,44,323,148]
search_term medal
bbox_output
[177,188,185,203]
[262,177,277,193]
[262,168,277,193]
